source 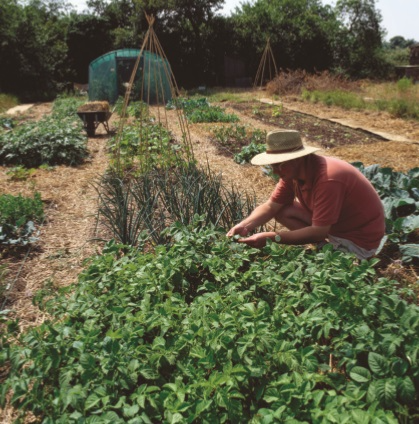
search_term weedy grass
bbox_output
[203,89,256,103]
[301,89,366,110]
[0,93,19,114]
[301,77,419,120]
[1,221,418,422]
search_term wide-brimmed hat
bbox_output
[251,129,321,166]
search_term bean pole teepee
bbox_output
[113,13,194,174]
[253,37,278,89]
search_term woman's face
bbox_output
[271,158,302,181]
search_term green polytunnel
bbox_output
[88,49,172,105]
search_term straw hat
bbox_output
[251,129,321,166]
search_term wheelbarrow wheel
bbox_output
[86,121,96,137]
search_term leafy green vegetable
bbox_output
[167,97,239,123]
[0,192,44,246]
[1,221,418,422]
[353,162,419,263]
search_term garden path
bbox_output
[1,105,112,332]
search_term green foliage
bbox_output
[114,97,150,119]
[0,97,89,168]
[396,77,414,94]
[109,120,181,172]
[333,0,388,78]
[5,166,35,181]
[0,117,88,167]
[234,142,266,165]
[353,163,419,263]
[52,96,86,119]
[0,192,44,246]
[0,0,70,100]
[1,222,418,421]
[0,116,15,132]
[232,0,338,72]
[383,47,410,67]
[168,97,239,123]
[212,125,266,149]
[0,263,8,300]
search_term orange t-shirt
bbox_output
[270,155,385,250]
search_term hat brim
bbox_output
[251,145,321,166]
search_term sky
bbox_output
[70,0,418,42]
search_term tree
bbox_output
[84,0,225,87]
[66,13,113,83]
[231,0,339,76]
[333,0,388,78]
[387,36,417,50]
[0,0,71,100]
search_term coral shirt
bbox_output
[270,155,385,250]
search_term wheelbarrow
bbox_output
[77,110,112,137]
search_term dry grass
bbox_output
[77,101,110,113]
[266,69,360,96]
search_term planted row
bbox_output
[0,97,88,168]
[167,97,239,123]
[1,221,417,422]
[96,162,259,246]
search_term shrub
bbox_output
[267,70,358,96]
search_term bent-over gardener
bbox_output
[227,129,385,260]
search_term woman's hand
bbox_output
[236,232,277,248]
[227,224,250,237]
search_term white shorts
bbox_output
[328,235,377,260]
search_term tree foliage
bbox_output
[333,0,389,78]
[231,0,338,73]
[0,0,70,100]
[0,0,416,100]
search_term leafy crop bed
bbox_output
[1,222,418,422]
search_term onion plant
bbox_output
[96,160,260,247]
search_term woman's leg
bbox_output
[275,202,312,230]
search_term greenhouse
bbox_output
[88,48,172,104]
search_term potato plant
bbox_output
[1,220,418,423]
[0,97,88,168]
